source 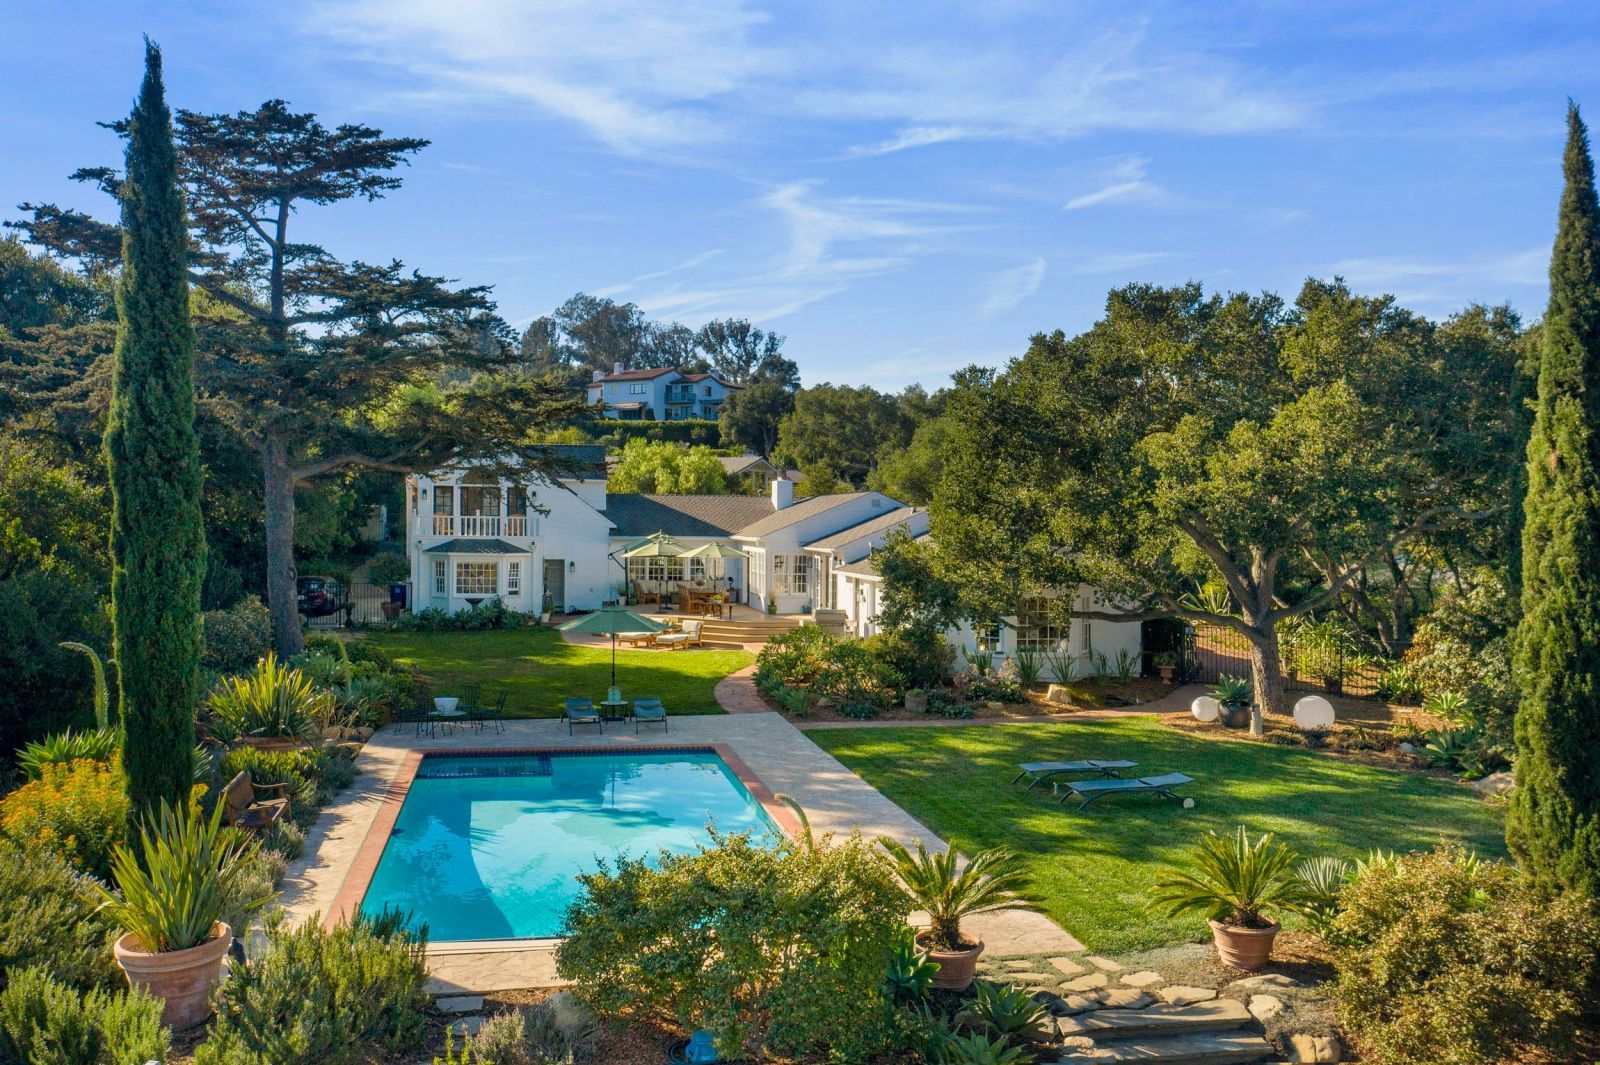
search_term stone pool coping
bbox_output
[321,742,805,930]
[278,712,1079,992]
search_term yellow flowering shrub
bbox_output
[0,757,128,881]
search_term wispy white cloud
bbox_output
[593,249,727,297]
[1068,251,1190,275]
[981,257,1047,316]
[1329,247,1546,305]
[1064,155,1171,210]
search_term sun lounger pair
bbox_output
[1052,772,1195,811]
[1012,759,1137,789]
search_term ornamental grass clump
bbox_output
[97,800,268,954]
[207,652,327,742]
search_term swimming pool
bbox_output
[358,749,781,940]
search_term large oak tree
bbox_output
[16,100,582,654]
[924,279,1522,731]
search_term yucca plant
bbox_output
[16,727,119,779]
[879,840,1030,951]
[1148,826,1310,929]
[207,652,328,741]
[957,981,1050,1043]
[97,800,270,953]
[1294,856,1353,939]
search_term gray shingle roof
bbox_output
[603,494,777,538]
[423,539,526,554]
[719,454,774,475]
[802,507,920,552]
[733,492,873,538]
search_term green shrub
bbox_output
[447,1001,598,1065]
[390,599,531,632]
[812,639,897,707]
[196,911,429,1065]
[366,554,412,586]
[861,628,954,691]
[303,633,349,661]
[201,596,271,674]
[557,828,908,1061]
[221,846,289,940]
[0,967,170,1065]
[16,728,118,780]
[219,746,358,823]
[753,625,837,695]
[1373,662,1424,705]
[0,842,119,993]
[0,757,129,881]
[1331,846,1600,1065]
[206,653,329,742]
[344,639,396,671]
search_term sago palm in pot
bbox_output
[880,839,1031,990]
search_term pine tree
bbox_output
[106,41,204,815]
[1508,103,1600,893]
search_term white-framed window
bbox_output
[630,382,647,395]
[506,560,521,595]
[432,559,447,595]
[770,554,811,595]
[687,556,707,582]
[975,621,1004,654]
[455,561,498,596]
[1016,597,1066,652]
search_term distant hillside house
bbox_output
[585,364,741,421]
[719,453,803,493]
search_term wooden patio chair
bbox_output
[221,771,292,831]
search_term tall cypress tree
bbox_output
[1508,103,1600,893]
[106,41,205,815]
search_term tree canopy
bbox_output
[921,279,1523,725]
[607,439,729,494]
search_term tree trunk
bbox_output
[262,437,303,657]
[1246,626,1286,736]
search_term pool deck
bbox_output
[278,711,1080,992]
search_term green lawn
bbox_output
[808,717,1506,954]
[365,627,753,717]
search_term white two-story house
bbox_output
[585,365,741,420]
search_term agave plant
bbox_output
[957,981,1050,1043]
[1294,856,1353,939]
[1422,689,1472,721]
[1148,826,1311,929]
[98,801,271,953]
[207,653,328,742]
[16,727,119,779]
[937,1031,1032,1065]
[879,840,1030,951]
[1209,675,1253,707]
[882,924,941,1004]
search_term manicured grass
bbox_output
[365,627,753,718]
[808,717,1507,954]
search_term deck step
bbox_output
[1052,1031,1274,1065]
[1059,1000,1252,1042]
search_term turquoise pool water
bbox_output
[359,750,779,940]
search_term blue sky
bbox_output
[4,2,1597,390]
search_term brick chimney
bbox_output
[770,476,794,510]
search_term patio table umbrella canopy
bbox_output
[558,605,668,688]
[681,541,748,584]
[621,532,686,558]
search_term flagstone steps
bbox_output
[1058,999,1253,1041]
[1051,1031,1275,1064]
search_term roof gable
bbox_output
[802,506,921,552]
[603,494,777,538]
[734,492,880,539]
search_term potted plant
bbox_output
[766,592,777,615]
[1153,651,1179,684]
[904,688,929,713]
[1147,826,1309,971]
[1209,675,1253,729]
[207,653,325,749]
[98,801,271,1028]
[879,839,1030,991]
[541,591,555,623]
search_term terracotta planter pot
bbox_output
[114,923,232,1029]
[1157,665,1176,684]
[1219,702,1252,729]
[380,602,402,622]
[1207,918,1278,971]
[919,931,984,991]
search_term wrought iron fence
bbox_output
[1186,622,1385,698]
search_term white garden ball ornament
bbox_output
[1294,695,1336,731]
[1190,696,1220,723]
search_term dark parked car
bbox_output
[297,575,343,617]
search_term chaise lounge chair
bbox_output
[633,696,667,733]
[657,619,704,650]
[1053,772,1195,811]
[564,697,602,734]
[1012,759,1137,789]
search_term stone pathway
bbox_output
[980,952,1344,1063]
[713,662,769,713]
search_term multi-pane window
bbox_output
[975,621,1004,654]
[433,485,454,515]
[461,483,501,517]
[770,555,811,595]
[630,382,647,395]
[455,562,498,596]
[687,557,707,582]
[1016,597,1066,652]
[506,560,521,595]
[507,486,528,515]
[432,559,447,595]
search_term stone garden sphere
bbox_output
[1293,695,1336,731]
[1191,695,1220,723]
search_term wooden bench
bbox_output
[222,771,292,831]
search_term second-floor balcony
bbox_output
[429,514,536,537]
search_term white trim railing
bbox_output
[430,514,534,537]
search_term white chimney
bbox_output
[770,476,794,510]
[613,361,624,376]
[591,369,603,382]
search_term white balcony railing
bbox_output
[430,514,534,537]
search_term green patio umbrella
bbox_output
[621,532,686,557]
[558,605,668,690]
[682,541,748,589]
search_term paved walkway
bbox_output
[280,711,1078,993]
[713,662,769,713]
